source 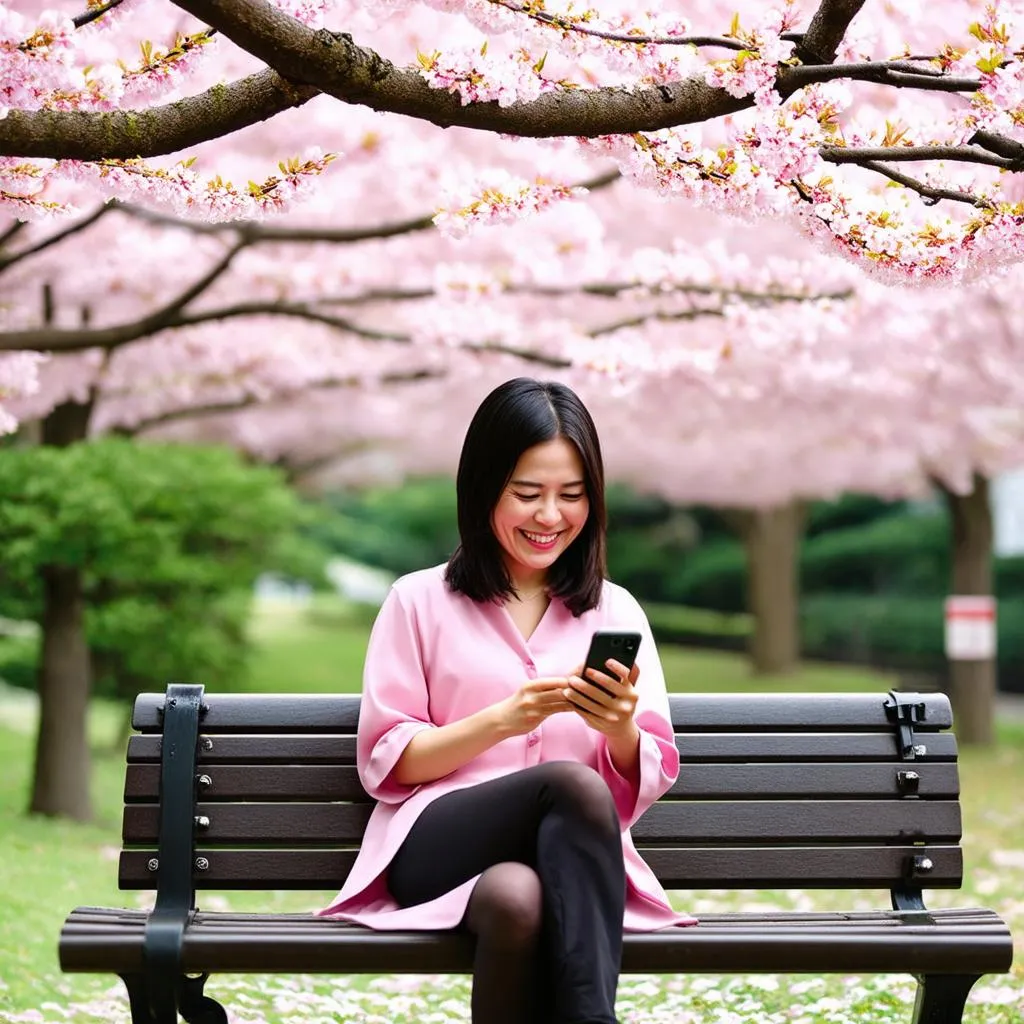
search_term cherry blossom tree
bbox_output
[4,0,1024,816]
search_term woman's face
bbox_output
[491,436,590,584]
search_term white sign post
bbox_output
[944,596,997,661]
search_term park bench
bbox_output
[59,684,1013,1024]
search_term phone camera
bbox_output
[626,639,636,649]
[611,637,622,647]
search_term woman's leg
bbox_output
[462,861,545,1024]
[388,761,625,1024]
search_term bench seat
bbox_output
[62,904,1012,976]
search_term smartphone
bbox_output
[582,630,642,697]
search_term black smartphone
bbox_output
[582,630,642,697]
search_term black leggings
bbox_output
[388,761,626,1024]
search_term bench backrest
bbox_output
[121,691,962,894]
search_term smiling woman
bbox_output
[446,377,607,618]
[317,376,694,1024]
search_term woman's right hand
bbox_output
[495,677,574,737]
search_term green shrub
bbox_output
[664,540,748,612]
[0,632,37,690]
[0,440,326,700]
[307,478,460,576]
[804,494,908,537]
[800,511,950,595]
[643,601,750,653]
[798,594,1024,690]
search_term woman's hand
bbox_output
[563,659,640,739]
[495,677,574,737]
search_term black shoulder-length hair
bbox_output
[445,377,607,616]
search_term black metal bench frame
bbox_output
[59,684,1014,1024]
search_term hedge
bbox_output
[644,595,1024,694]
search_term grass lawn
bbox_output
[0,600,1020,1024]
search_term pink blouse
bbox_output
[317,563,697,931]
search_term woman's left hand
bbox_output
[563,659,639,738]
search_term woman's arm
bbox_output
[391,704,509,785]
[393,676,574,785]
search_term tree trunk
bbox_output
[730,502,805,676]
[944,475,996,746]
[41,399,94,447]
[28,394,96,818]
[29,565,93,819]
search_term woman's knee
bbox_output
[465,862,543,949]
[536,761,619,832]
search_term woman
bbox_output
[319,377,696,1024]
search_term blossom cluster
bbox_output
[433,172,585,238]
[0,351,44,434]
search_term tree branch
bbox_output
[0,0,923,159]
[794,0,866,64]
[819,144,1017,168]
[72,0,126,28]
[0,273,850,353]
[106,168,620,242]
[0,241,249,351]
[783,61,980,92]
[168,0,758,135]
[587,307,724,337]
[489,0,747,49]
[315,281,853,306]
[123,368,441,434]
[0,203,115,274]
[856,160,993,208]
[0,68,319,159]
[113,201,438,242]
[0,221,29,248]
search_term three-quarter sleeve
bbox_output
[596,602,679,829]
[356,586,436,804]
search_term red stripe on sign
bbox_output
[947,609,996,620]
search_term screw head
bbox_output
[147,858,159,872]
[195,857,210,871]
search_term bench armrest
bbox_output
[143,683,206,1015]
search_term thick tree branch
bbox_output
[794,0,866,64]
[0,0,961,160]
[169,0,755,137]
[0,68,318,159]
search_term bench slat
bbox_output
[130,691,953,734]
[122,799,961,845]
[126,731,959,765]
[60,905,1011,976]
[123,761,961,802]
[118,843,964,890]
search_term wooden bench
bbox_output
[59,685,1014,1024]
